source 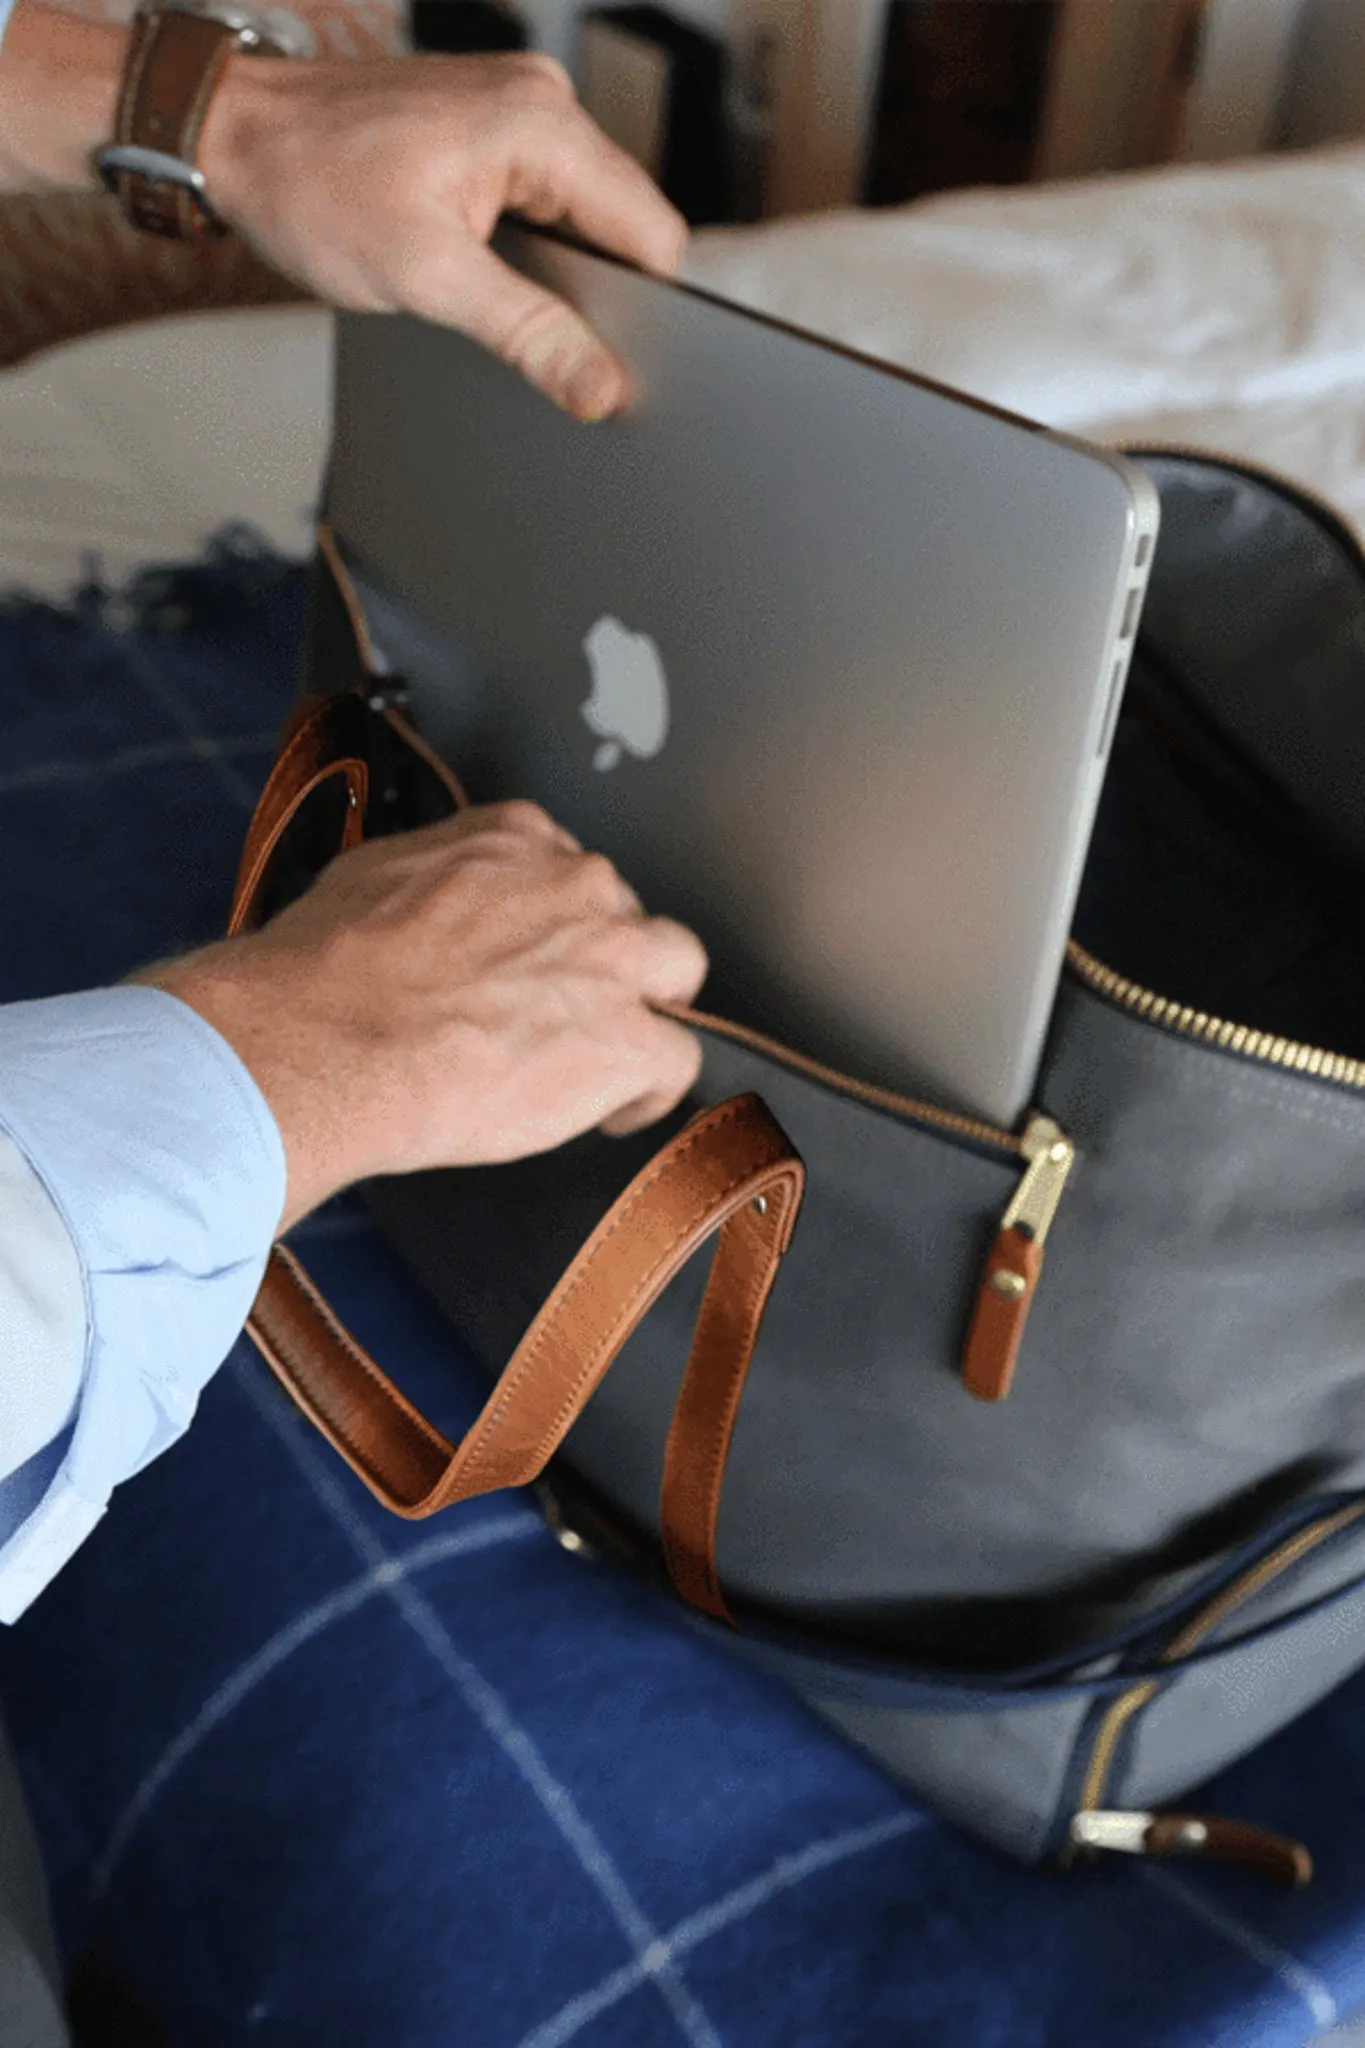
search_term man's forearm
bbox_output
[0,0,124,191]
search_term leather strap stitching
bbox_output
[257,1248,451,1458]
[660,1200,783,1612]
[455,1106,768,1477]
[459,1149,790,1494]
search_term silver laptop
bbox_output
[324,225,1158,1129]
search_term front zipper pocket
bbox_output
[1061,1495,1365,1884]
[675,1006,1076,1403]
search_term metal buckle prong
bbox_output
[96,143,213,202]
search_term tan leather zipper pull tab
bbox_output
[962,1116,1074,1403]
[1069,1809,1313,1888]
[1145,1812,1314,1888]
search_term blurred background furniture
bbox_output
[12,0,1362,373]
[7,136,1365,605]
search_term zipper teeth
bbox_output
[1075,1681,1160,1815]
[664,1004,1022,1155]
[1065,941,1365,1094]
[1075,1501,1365,1816]
[1158,1500,1365,1661]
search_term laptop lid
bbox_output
[324,225,1156,1126]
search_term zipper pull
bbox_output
[1069,1808,1313,1888]
[962,1115,1074,1402]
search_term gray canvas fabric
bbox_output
[368,990,1365,1635]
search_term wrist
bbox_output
[135,941,376,1230]
[0,0,125,190]
[196,48,296,226]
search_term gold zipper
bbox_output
[1001,1116,1075,1243]
[668,1008,1076,1402]
[1059,447,1365,1877]
[1071,1499,1365,1831]
[677,1014,1077,1254]
[1065,942,1365,1093]
[669,1004,1027,1156]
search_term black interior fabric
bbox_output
[1073,582,1365,1070]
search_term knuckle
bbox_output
[380,152,446,231]
[514,50,574,99]
[575,849,624,898]
[492,798,554,837]
[655,916,708,979]
[592,918,646,975]
[501,292,581,378]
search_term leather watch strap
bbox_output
[108,10,250,239]
[231,528,806,1622]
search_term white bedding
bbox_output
[686,142,1365,538]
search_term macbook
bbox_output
[323,224,1158,1127]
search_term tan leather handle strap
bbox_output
[233,530,806,1620]
[228,690,370,937]
[248,1096,802,1608]
[660,1186,796,1619]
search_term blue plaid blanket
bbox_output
[0,544,1362,2048]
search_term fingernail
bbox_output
[566,358,626,423]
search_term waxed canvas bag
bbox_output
[237,448,1365,1888]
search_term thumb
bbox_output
[420,238,631,422]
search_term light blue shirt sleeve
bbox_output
[0,0,16,57]
[0,987,287,1621]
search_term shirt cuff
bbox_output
[0,986,287,1621]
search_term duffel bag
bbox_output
[236,448,1365,1888]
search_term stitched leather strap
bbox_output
[109,11,246,240]
[234,535,805,1620]
[227,691,369,936]
[249,1097,800,1564]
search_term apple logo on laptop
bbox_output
[580,615,669,772]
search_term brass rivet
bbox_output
[990,1268,1028,1300]
[1049,1141,1070,1163]
[752,1195,768,1215]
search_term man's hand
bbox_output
[198,48,686,421]
[141,803,708,1230]
[0,8,687,421]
